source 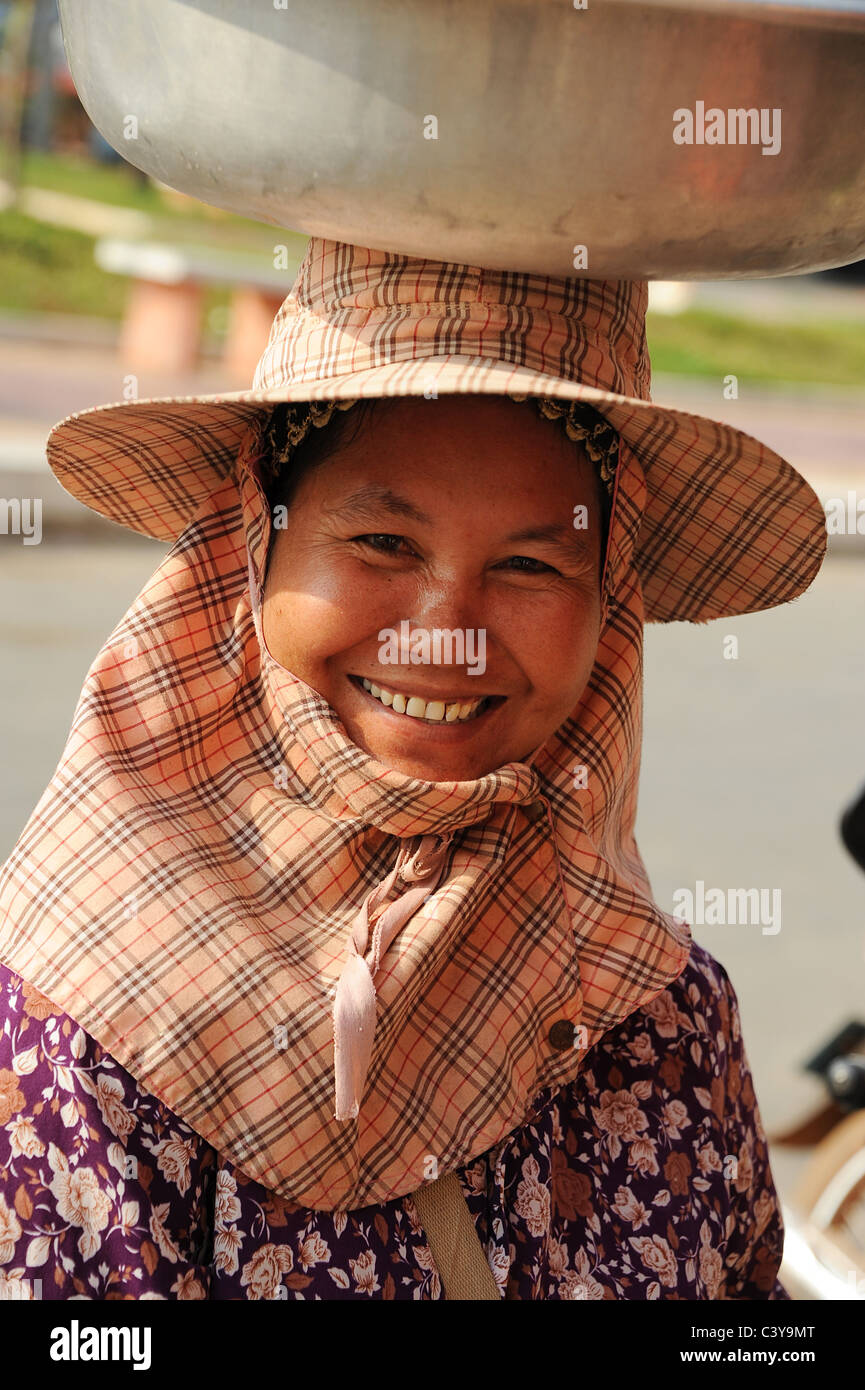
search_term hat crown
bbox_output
[253,237,652,401]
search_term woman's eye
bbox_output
[353,533,413,556]
[501,555,557,574]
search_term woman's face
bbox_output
[262,396,603,782]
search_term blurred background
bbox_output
[1,0,864,1295]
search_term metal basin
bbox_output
[58,0,865,278]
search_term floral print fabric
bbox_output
[0,942,787,1300]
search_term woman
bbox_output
[0,239,826,1299]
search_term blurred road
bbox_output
[638,552,865,1205]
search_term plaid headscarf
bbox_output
[0,397,692,1210]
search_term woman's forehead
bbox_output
[301,445,602,535]
[307,397,600,483]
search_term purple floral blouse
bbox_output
[0,942,788,1300]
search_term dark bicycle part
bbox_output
[840,783,865,874]
[803,1020,865,1111]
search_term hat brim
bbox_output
[45,355,826,624]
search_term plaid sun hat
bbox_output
[45,237,826,624]
[0,238,826,1210]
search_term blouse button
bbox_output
[524,801,548,824]
[548,1019,577,1051]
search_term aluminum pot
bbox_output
[58,0,865,278]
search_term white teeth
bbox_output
[357,678,489,724]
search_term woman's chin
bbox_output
[352,732,507,783]
[386,753,497,782]
[341,709,517,782]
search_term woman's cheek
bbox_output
[292,545,406,610]
[281,573,407,665]
[500,588,598,667]
[540,599,601,710]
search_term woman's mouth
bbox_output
[349,674,504,726]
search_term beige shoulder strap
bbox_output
[411,1170,501,1300]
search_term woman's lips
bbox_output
[348,674,505,727]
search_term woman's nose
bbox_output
[410,573,484,636]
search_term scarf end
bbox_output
[333,951,377,1125]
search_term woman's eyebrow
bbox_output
[505,523,593,556]
[324,486,432,526]
[324,493,592,555]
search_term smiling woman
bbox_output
[260,395,607,782]
[0,237,827,1300]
